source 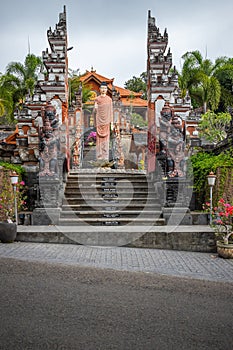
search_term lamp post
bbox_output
[10,171,19,225]
[207,171,216,225]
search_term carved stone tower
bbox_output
[147,10,192,222]
[10,6,70,224]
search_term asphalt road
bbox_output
[0,257,232,350]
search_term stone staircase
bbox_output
[81,144,96,169]
[59,169,164,227]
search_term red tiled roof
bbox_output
[80,71,114,85]
[80,70,147,107]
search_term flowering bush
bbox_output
[0,167,27,222]
[204,198,233,244]
[86,131,96,145]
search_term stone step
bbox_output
[60,169,162,227]
[59,217,165,226]
[65,182,152,188]
[60,210,162,219]
[64,191,154,198]
[65,184,152,191]
[63,197,159,204]
[61,203,161,211]
[16,225,216,252]
[68,172,148,178]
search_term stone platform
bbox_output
[16,225,216,253]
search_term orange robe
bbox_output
[95,95,113,161]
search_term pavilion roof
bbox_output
[80,70,147,107]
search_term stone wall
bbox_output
[16,225,216,252]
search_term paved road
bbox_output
[0,242,233,283]
[0,257,232,350]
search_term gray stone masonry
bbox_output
[16,225,216,252]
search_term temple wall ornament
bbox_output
[39,102,60,178]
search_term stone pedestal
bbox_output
[39,177,61,208]
[162,207,192,225]
[162,178,192,208]
[32,208,61,225]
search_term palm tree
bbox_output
[6,53,42,100]
[213,57,233,111]
[179,50,223,112]
[0,54,42,124]
[0,74,15,123]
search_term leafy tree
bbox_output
[6,54,42,100]
[0,73,17,123]
[198,110,231,143]
[131,113,147,128]
[179,51,223,112]
[188,150,233,208]
[68,71,93,106]
[124,72,147,99]
[0,54,42,123]
[214,58,233,111]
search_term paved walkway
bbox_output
[1,242,233,283]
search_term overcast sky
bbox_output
[0,0,233,86]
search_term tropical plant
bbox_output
[131,113,147,128]
[6,54,42,98]
[188,151,233,209]
[179,51,223,112]
[124,72,147,99]
[198,111,232,143]
[0,54,42,123]
[0,73,16,123]
[214,57,233,112]
[68,71,93,106]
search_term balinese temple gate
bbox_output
[147,10,192,224]
[0,7,194,231]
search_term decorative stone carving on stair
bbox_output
[39,102,60,177]
[111,85,125,168]
[159,101,173,153]
[72,124,82,169]
[157,101,186,178]
[167,114,185,178]
[113,124,125,168]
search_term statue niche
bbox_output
[39,102,60,177]
[157,102,185,178]
[167,115,185,177]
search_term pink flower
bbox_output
[20,181,25,186]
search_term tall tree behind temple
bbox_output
[178,50,223,113]
[213,57,233,112]
[124,72,147,99]
[6,54,42,99]
[0,54,42,124]
[68,70,93,106]
[0,73,20,123]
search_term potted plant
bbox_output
[205,198,233,258]
[0,165,27,243]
